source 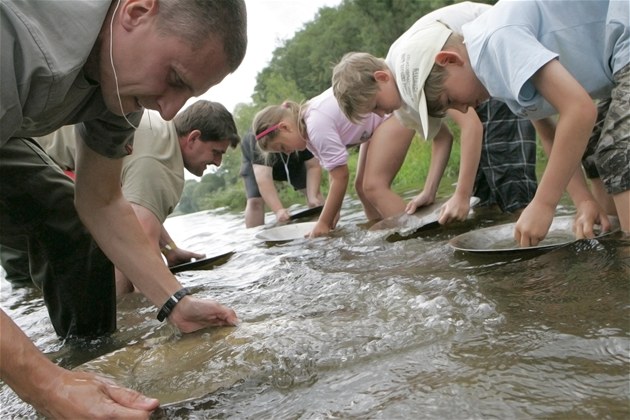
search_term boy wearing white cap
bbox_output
[425,0,628,245]
[332,2,538,223]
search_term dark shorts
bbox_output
[240,132,311,199]
[241,158,308,199]
[581,63,630,195]
[474,99,538,213]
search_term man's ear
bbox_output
[119,0,158,30]
[185,129,202,147]
[434,51,464,67]
[374,70,390,82]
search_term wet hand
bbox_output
[514,201,555,247]
[166,248,205,267]
[275,209,291,223]
[438,195,470,225]
[573,199,611,239]
[308,221,331,238]
[169,296,239,334]
[40,370,158,419]
[405,191,433,214]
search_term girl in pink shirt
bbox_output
[253,88,386,237]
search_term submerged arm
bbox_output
[310,164,348,237]
[437,109,483,224]
[254,163,290,222]
[516,60,598,246]
[75,139,237,331]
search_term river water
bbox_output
[1,196,629,419]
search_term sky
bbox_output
[185,0,343,114]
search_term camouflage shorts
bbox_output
[582,63,630,195]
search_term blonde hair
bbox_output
[252,101,307,160]
[332,52,389,123]
[425,31,465,118]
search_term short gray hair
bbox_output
[156,0,247,71]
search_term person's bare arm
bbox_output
[74,139,237,332]
[304,157,325,207]
[253,163,290,222]
[359,117,415,218]
[516,60,598,246]
[406,122,453,213]
[435,109,483,224]
[310,164,349,237]
[133,204,204,266]
[532,117,610,238]
[0,310,159,418]
[115,204,205,295]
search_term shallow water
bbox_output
[1,197,629,419]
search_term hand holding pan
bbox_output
[448,215,620,253]
[255,221,318,242]
[289,205,323,221]
[370,197,480,234]
[169,251,235,274]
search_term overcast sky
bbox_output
[187,0,343,114]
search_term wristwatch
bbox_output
[157,287,190,322]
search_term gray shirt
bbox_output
[0,0,141,158]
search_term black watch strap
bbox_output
[157,287,190,322]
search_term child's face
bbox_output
[439,65,489,114]
[267,122,307,154]
[367,70,402,117]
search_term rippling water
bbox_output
[1,198,629,419]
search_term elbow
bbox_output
[74,181,120,224]
[572,99,598,146]
[569,94,597,127]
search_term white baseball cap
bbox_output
[389,20,452,140]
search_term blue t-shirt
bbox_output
[463,0,629,119]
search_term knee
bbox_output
[362,177,387,201]
[354,178,366,199]
[355,176,382,203]
[246,197,264,213]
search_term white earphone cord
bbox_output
[280,153,292,186]
[110,0,139,129]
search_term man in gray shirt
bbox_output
[0,0,246,417]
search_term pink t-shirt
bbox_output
[303,88,387,171]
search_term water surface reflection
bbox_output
[1,199,628,418]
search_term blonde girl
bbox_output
[253,88,387,237]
